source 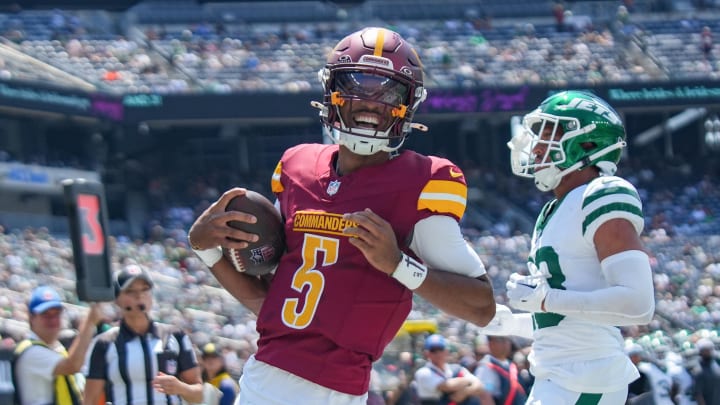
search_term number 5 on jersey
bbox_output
[281,234,336,329]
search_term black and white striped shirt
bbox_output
[85,320,198,405]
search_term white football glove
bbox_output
[479,304,516,336]
[477,304,535,339]
[506,272,550,313]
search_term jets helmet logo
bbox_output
[567,98,621,125]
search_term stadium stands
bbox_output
[0,1,718,92]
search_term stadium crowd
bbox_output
[0,1,720,404]
[0,2,719,93]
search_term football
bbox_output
[223,190,285,276]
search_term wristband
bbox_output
[392,253,428,290]
[193,246,223,268]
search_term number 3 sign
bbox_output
[62,179,114,302]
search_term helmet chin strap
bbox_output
[331,127,405,155]
[533,141,627,192]
[317,99,404,155]
[533,167,562,192]
[311,99,426,155]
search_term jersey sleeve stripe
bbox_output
[418,197,466,219]
[418,180,467,218]
[583,193,642,215]
[271,162,284,193]
[582,202,644,235]
[420,179,467,197]
[582,186,640,208]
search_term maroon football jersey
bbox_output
[256,143,468,395]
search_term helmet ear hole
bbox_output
[580,142,596,151]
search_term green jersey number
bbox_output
[531,246,566,329]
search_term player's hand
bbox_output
[343,208,401,275]
[477,304,515,335]
[188,187,257,250]
[506,272,549,313]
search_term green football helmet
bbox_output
[508,90,627,191]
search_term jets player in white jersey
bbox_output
[483,90,656,404]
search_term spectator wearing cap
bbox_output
[473,335,527,405]
[83,265,204,405]
[201,343,238,405]
[693,338,720,405]
[13,286,104,405]
[413,334,495,405]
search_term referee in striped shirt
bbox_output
[83,264,204,404]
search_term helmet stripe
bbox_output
[374,29,385,56]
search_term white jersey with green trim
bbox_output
[526,175,645,393]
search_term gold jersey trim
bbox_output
[417,179,467,218]
[293,211,358,237]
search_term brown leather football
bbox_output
[223,190,285,276]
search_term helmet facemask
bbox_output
[327,69,416,155]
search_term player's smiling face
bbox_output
[333,71,408,134]
[338,98,393,133]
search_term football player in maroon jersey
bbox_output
[188,27,496,405]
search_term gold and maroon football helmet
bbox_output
[314,27,427,155]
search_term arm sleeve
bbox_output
[25,346,63,380]
[544,250,655,325]
[410,215,486,278]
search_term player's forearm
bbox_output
[210,258,268,315]
[415,272,495,326]
[544,286,655,325]
[543,250,655,325]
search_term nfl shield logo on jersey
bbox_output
[166,359,177,375]
[250,246,275,264]
[327,180,341,196]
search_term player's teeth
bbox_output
[355,114,378,125]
